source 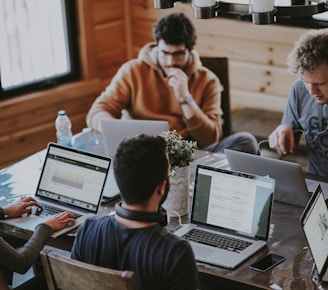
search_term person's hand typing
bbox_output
[268,124,294,155]
[2,196,42,218]
[43,211,76,232]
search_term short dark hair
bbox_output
[152,12,196,50]
[114,134,169,205]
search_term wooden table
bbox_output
[198,201,321,290]
[0,129,326,290]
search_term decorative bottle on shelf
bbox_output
[55,110,72,146]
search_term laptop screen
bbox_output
[191,165,275,240]
[35,143,111,213]
[101,119,169,157]
[300,185,328,280]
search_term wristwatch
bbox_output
[179,95,193,105]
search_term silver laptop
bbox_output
[2,143,111,237]
[100,119,169,198]
[225,149,311,207]
[175,165,275,269]
[300,184,328,282]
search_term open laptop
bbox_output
[300,184,328,282]
[2,143,111,237]
[174,165,275,269]
[100,119,169,198]
[225,149,311,207]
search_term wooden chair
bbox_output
[40,246,140,290]
[200,57,232,138]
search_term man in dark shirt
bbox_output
[71,134,200,290]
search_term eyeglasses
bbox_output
[158,49,188,60]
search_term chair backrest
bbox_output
[200,57,232,138]
[40,246,140,290]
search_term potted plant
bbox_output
[159,130,198,217]
[159,130,198,169]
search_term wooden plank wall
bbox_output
[0,0,312,169]
[0,80,101,168]
[129,0,309,111]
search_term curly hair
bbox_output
[152,12,196,50]
[287,29,328,75]
[114,134,169,205]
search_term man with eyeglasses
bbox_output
[86,12,259,155]
[268,29,328,176]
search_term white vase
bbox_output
[162,166,190,217]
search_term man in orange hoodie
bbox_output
[86,12,258,154]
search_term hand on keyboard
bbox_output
[2,196,42,218]
[43,211,76,232]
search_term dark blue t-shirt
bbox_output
[71,215,199,290]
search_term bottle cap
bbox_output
[58,110,66,116]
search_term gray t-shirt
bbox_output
[282,79,328,176]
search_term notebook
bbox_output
[100,119,169,198]
[2,143,111,237]
[225,149,311,207]
[174,165,275,269]
[300,184,328,282]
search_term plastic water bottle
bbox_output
[55,110,72,146]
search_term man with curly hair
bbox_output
[269,29,328,176]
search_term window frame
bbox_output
[0,0,80,99]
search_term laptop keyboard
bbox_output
[39,204,81,219]
[183,228,252,253]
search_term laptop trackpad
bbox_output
[5,214,41,230]
[192,243,214,258]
